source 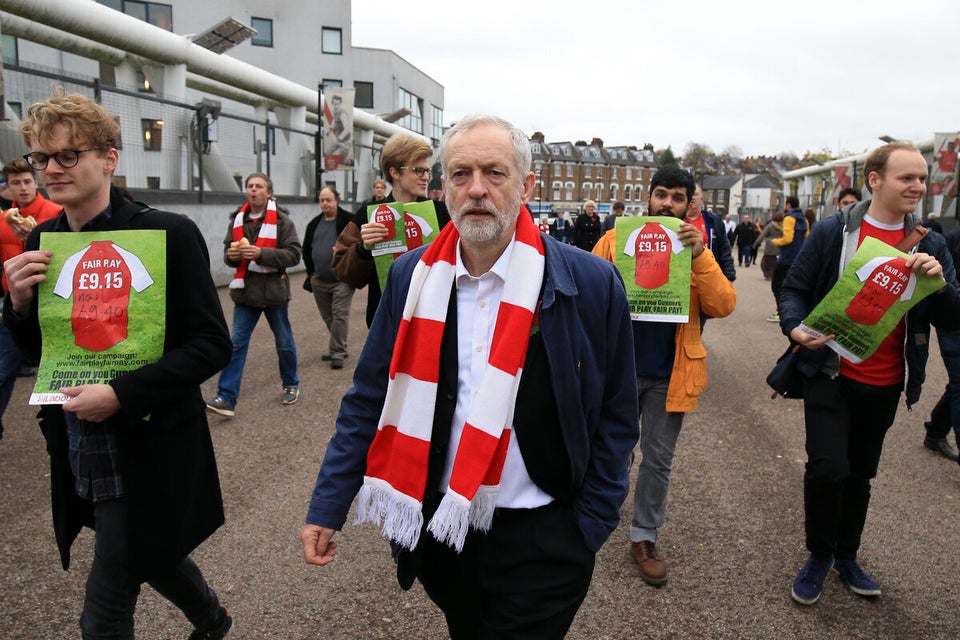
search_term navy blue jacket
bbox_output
[779,201,960,405]
[306,233,638,553]
[701,210,736,281]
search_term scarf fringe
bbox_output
[426,490,472,553]
[355,480,424,551]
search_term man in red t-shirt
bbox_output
[780,142,960,607]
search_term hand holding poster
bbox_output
[798,236,945,363]
[373,200,440,290]
[31,230,166,404]
[368,202,407,257]
[613,216,692,322]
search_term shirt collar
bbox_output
[455,236,515,284]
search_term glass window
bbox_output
[566,164,574,178]
[322,27,342,54]
[1,34,18,65]
[148,3,172,30]
[354,81,374,109]
[124,1,147,21]
[565,182,575,200]
[552,182,561,200]
[98,1,171,31]
[322,79,343,89]
[610,184,618,200]
[625,185,632,201]
[141,118,163,151]
[137,71,154,93]
[398,88,423,133]
[584,166,592,178]
[251,17,273,47]
[431,105,443,143]
[146,176,161,190]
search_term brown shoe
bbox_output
[631,541,667,586]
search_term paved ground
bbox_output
[2,258,959,639]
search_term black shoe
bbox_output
[330,357,344,370]
[188,607,232,640]
[924,436,959,461]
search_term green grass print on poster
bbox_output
[614,215,692,322]
[798,235,945,364]
[32,230,166,404]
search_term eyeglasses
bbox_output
[22,147,105,171]
[401,166,432,179]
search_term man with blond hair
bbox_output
[4,90,233,639]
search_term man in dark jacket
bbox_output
[686,185,735,281]
[922,227,960,461]
[5,91,233,639]
[734,214,757,267]
[779,142,960,607]
[303,186,354,369]
[206,172,303,417]
[302,114,637,639]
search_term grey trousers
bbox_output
[631,376,686,544]
[310,276,355,358]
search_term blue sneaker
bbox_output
[835,558,881,597]
[791,555,834,605]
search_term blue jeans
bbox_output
[926,328,960,445]
[631,376,685,544]
[216,303,299,407]
[81,499,222,639]
[0,323,24,438]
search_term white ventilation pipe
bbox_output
[1,0,421,140]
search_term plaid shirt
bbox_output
[64,411,123,501]
[55,206,123,502]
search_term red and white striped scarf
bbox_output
[356,212,545,552]
[229,198,279,289]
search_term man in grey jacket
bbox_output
[206,172,302,417]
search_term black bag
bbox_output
[767,344,804,399]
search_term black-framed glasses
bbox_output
[23,147,105,171]
[401,166,432,179]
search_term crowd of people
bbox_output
[4,88,960,639]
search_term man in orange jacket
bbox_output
[0,159,60,440]
[593,166,736,586]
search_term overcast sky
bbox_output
[351,0,959,159]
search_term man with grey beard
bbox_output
[302,114,638,639]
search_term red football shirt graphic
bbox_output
[845,256,917,326]
[53,241,154,351]
[403,212,434,250]
[624,223,685,289]
[373,204,399,241]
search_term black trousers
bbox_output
[801,374,900,560]
[416,501,595,640]
[80,498,222,640]
[771,263,791,315]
